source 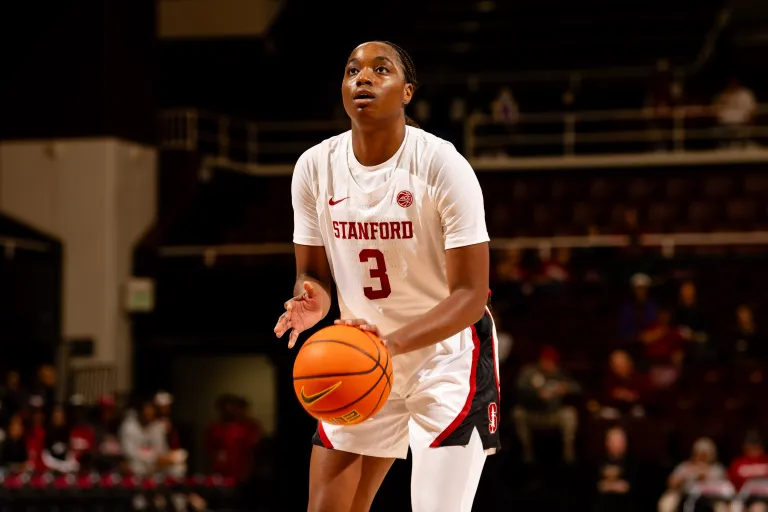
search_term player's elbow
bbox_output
[465,288,488,324]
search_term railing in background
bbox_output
[157,231,768,263]
[465,105,768,159]
[68,364,118,405]
[159,106,768,174]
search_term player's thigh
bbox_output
[308,446,394,512]
[410,428,487,512]
[313,395,410,459]
[309,395,409,512]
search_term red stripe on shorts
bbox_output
[486,307,501,405]
[317,421,334,449]
[429,324,481,447]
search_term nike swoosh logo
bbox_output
[329,196,349,206]
[300,382,342,405]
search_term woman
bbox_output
[274,41,498,512]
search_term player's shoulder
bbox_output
[296,131,350,168]
[405,126,474,181]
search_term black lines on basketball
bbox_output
[294,339,379,380]
[363,331,392,388]
[311,358,390,414]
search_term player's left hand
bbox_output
[335,318,381,337]
[334,318,399,354]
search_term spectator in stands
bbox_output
[514,346,580,463]
[675,281,713,362]
[594,426,635,512]
[640,309,685,389]
[727,305,767,363]
[26,395,46,470]
[0,415,32,472]
[490,87,519,156]
[155,391,182,451]
[491,86,519,126]
[93,395,124,473]
[729,431,768,492]
[120,400,186,477]
[714,77,757,149]
[494,247,532,314]
[658,437,728,512]
[205,394,259,482]
[619,273,659,343]
[537,246,572,293]
[0,370,27,427]
[68,394,95,470]
[42,404,79,473]
[32,364,57,417]
[600,350,648,419]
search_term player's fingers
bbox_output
[288,328,301,349]
[336,319,380,335]
[359,324,380,336]
[337,318,367,326]
[302,281,316,299]
[274,312,291,337]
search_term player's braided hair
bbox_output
[376,41,420,128]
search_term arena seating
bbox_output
[148,163,768,247]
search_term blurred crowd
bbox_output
[493,236,768,511]
[0,366,263,486]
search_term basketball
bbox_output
[293,325,393,425]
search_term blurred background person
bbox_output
[514,346,581,463]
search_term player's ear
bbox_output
[402,83,414,107]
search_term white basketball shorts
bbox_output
[311,308,501,458]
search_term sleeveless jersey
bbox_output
[292,127,489,384]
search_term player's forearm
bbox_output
[294,274,332,317]
[385,287,487,356]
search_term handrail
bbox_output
[156,231,768,259]
[158,105,768,169]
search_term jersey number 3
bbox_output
[359,249,391,300]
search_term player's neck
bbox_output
[350,120,406,167]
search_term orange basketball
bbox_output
[293,325,393,425]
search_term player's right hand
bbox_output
[274,281,325,349]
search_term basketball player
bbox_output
[274,41,500,512]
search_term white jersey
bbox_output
[292,126,489,385]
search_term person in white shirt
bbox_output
[714,78,758,148]
[274,41,499,512]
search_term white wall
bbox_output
[0,138,157,391]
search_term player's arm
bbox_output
[274,149,333,348]
[293,244,333,316]
[385,242,489,355]
[385,145,490,356]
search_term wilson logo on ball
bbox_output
[396,190,413,208]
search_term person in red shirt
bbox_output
[25,396,47,471]
[68,394,96,468]
[601,350,649,417]
[205,395,259,482]
[729,431,768,491]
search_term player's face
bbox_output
[342,42,413,126]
